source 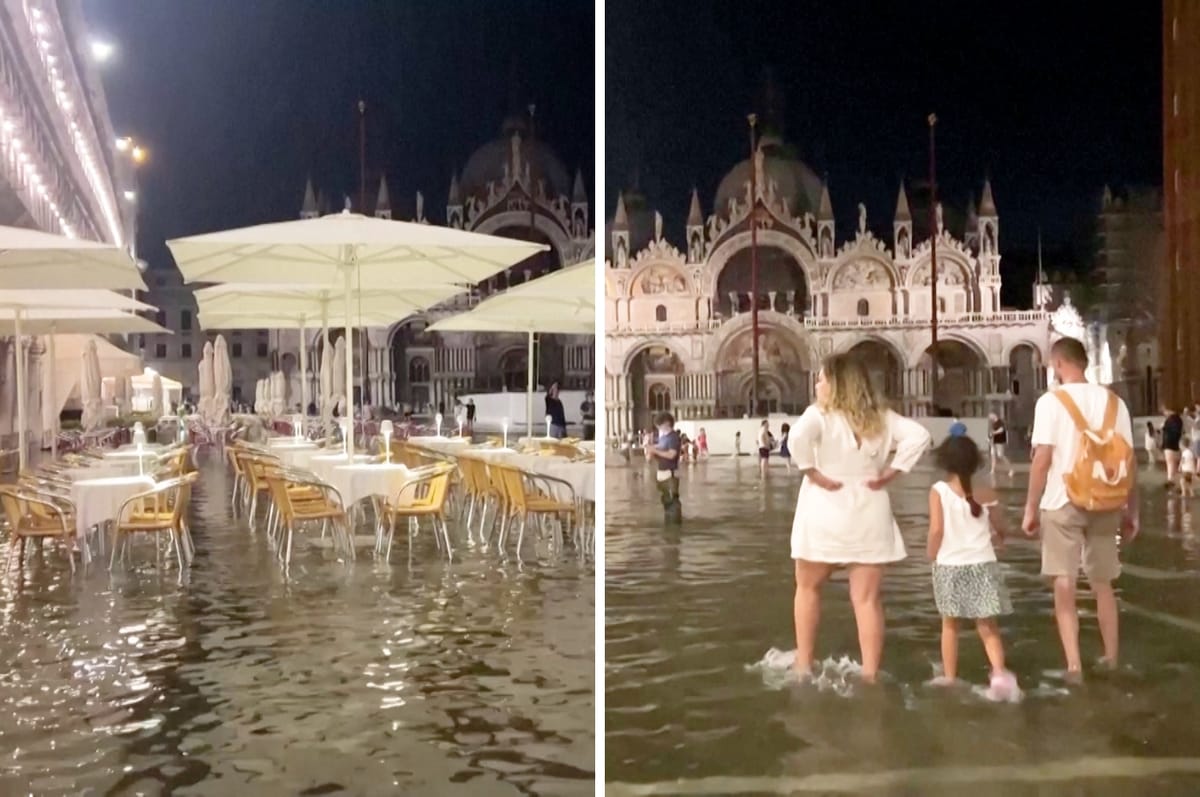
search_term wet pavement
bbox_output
[606,455,1200,796]
[0,452,594,796]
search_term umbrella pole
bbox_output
[48,327,57,459]
[526,331,534,441]
[14,311,26,471]
[299,318,308,418]
[344,265,354,454]
[321,306,329,431]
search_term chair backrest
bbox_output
[0,485,24,528]
[263,473,295,523]
[494,464,528,512]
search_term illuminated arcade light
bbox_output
[89,39,115,62]
[115,137,131,152]
[131,146,147,164]
[123,190,136,201]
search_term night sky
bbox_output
[84,0,594,270]
[606,0,1162,306]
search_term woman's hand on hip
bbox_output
[806,470,843,491]
[865,467,899,491]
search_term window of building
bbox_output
[232,342,242,358]
[181,343,192,359]
[257,342,268,357]
[155,343,166,358]
[655,304,667,322]
[857,299,869,317]
[649,383,671,412]
[181,309,192,331]
[409,356,431,383]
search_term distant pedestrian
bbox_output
[1163,405,1184,488]
[581,392,595,441]
[466,398,476,435]
[1145,421,1161,466]
[758,420,773,477]
[988,412,1015,477]
[779,422,792,471]
[732,430,742,459]
[545,382,567,439]
[696,427,709,458]
[949,417,968,438]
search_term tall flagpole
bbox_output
[357,99,370,407]
[928,113,939,413]
[748,113,760,416]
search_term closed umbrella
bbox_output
[151,373,163,417]
[81,339,103,432]
[270,370,287,417]
[319,332,333,425]
[114,370,130,416]
[213,335,232,424]
[332,337,346,417]
[198,341,215,422]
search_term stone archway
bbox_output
[707,228,818,317]
[921,337,990,417]
[628,344,684,432]
[714,244,810,318]
[1008,343,1043,438]
[847,338,905,404]
[714,324,811,417]
[389,319,435,412]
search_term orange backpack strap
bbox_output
[1100,390,1119,433]
[1053,390,1090,432]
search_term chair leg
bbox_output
[173,530,185,570]
[108,532,119,570]
[516,513,529,555]
[285,523,294,565]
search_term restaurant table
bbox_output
[69,475,156,559]
[326,462,412,508]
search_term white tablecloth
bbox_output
[270,441,322,468]
[70,475,156,542]
[63,460,142,481]
[326,463,412,507]
[266,436,310,449]
[306,452,374,485]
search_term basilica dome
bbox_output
[459,113,572,201]
[713,135,823,218]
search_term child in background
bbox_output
[1181,437,1196,498]
[927,436,1019,700]
[732,430,742,459]
[779,422,792,471]
[697,427,709,459]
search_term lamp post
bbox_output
[748,112,760,417]
[928,113,939,413]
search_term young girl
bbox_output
[696,427,709,459]
[1180,437,1196,498]
[1145,421,1160,467]
[927,436,1019,699]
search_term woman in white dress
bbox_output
[788,353,932,682]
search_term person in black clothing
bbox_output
[988,412,1015,477]
[465,398,476,435]
[581,392,596,441]
[645,411,682,522]
[546,382,567,439]
[1162,404,1184,488]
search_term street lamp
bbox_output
[90,39,115,62]
[115,136,131,152]
[123,190,136,202]
[131,146,147,164]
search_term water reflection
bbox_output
[607,459,1200,795]
[0,454,594,795]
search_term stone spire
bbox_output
[893,182,911,221]
[817,182,834,221]
[978,177,997,216]
[572,169,588,203]
[446,171,463,229]
[687,187,703,226]
[448,172,462,205]
[375,176,391,219]
[613,191,629,230]
[301,177,318,219]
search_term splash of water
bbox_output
[747,649,865,696]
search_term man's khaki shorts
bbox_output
[1040,504,1121,582]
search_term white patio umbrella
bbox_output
[0,225,145,290]
[254,378,267,415]
[270,370,287,417]
[167,211,544,451]
[213,335,232,424]
[196,282,460,424]
[81,339,103,432]
[429,261,595,435]
[0,290,160,466]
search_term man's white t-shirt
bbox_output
[1031,382,1133,511]
[758,427,770,450]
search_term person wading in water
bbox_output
[645,412,682,522]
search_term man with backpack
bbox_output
[1022,337,1138,680]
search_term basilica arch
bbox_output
[844,337,906,404]
[625,340,688,432]
[706,228,818,312]
[471,209,575,267]
[709,312,813,415]
[922,334,991,417]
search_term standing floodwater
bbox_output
[0,455,594,795]
[606,458,1200,796]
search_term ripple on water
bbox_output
[607,460,1200,794]
[0,453,593,795]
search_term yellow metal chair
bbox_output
[263,471,351,566]
[0,485,78,572]
[379,464,455,561]
[493,464,576,555]
[110,473,198,570]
